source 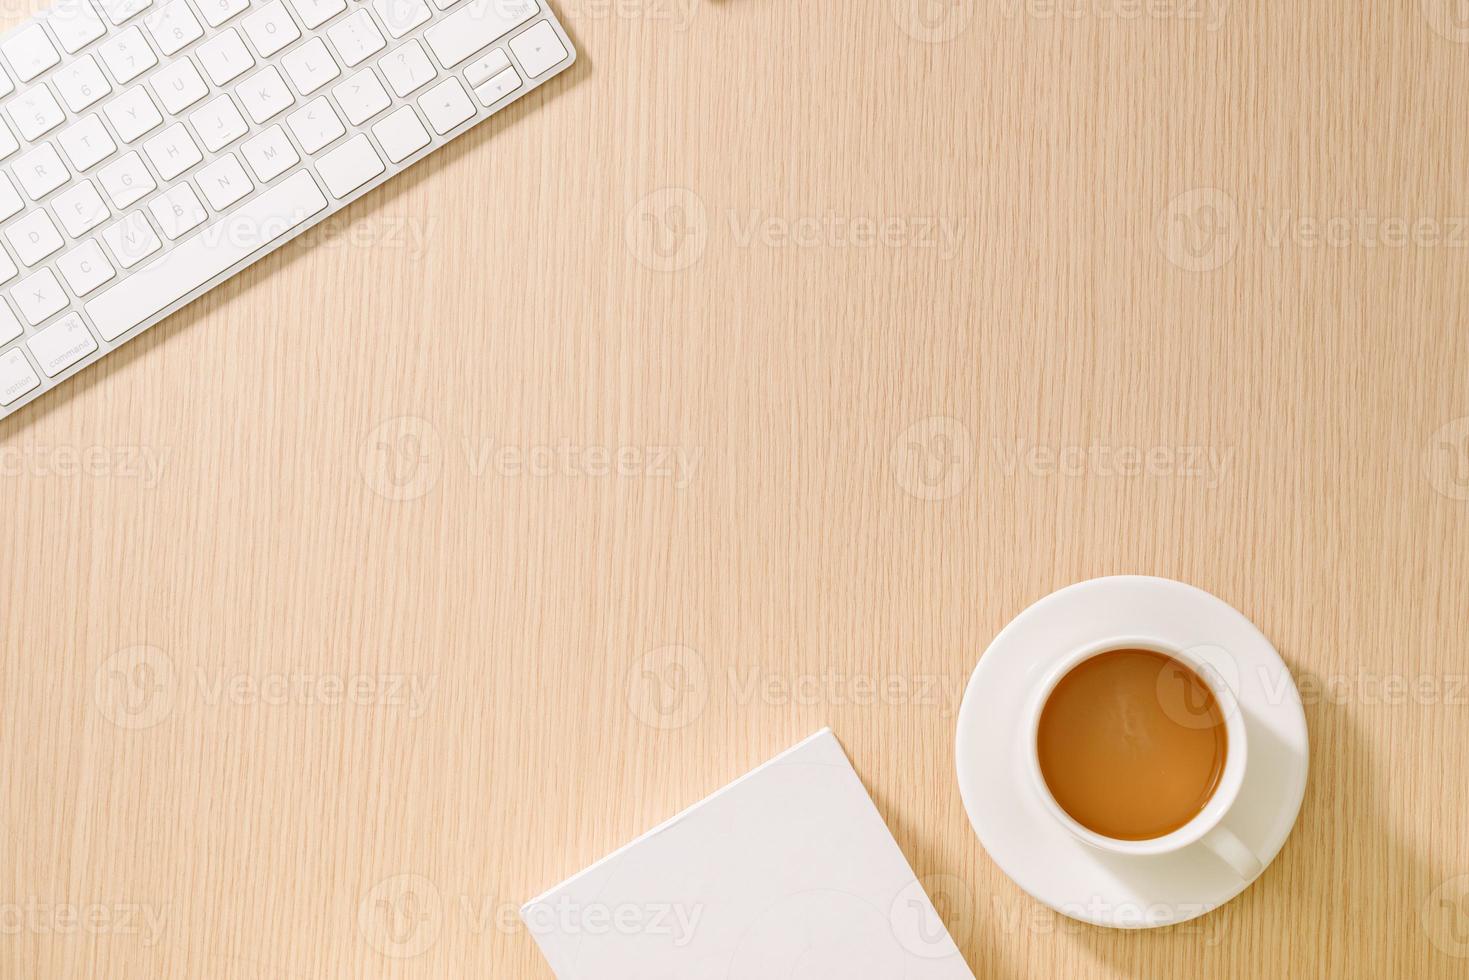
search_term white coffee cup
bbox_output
[1024,635,1263,880]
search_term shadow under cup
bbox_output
[1036,648,1230,842]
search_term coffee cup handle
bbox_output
[1202,825,1263,880]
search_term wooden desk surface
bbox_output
[5,1,1469,977]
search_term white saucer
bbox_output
[954,576,1309,928]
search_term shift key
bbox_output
[424,0,538,69]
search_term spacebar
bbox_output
[86,171,329,342]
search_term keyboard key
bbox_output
[509,20,568,78]
[2,25,62,82]
[287,0,346,29]
[49,0,110,55]
[191,95,249,151]
[373,0,430,38]
[7,86,66,141]
[328,11,386,68]
[13,268,69,325]
[196,154,253,209]
[472,65,519,106]
[243,2,300,57]
[53,55,112,112]
[150,59,209,114]
[6,211,64,265]
[56,239,116,295]
[102,210,162,268]
[286,97,344,153]
[371,105,429,163]
[0,120,17,159]
[236,66,295,123]
[418,77,474,134]
[98,26,159,83]
[198,29,256,85]
[241,125,299,182]
[58,115,118,172]
[424,0,537,70]
[0,174,21,220]
[27,313,98,376]
[148,183,207,238]
[315,134,383,197]
[0,250,14,284]
[103,92,159,146]
[53,181,110,236]
[86,170,328,341]
[98,0,154,26]
[282,38,341,96]
[147,0,205,55]
[144,123,202,180]
[0,347,42,406]
[14,143,71,199]
[0,303,22,343]
[333,70,390,125]
[379,40,435,97]
[197,0,252,28]
[464,47,509,87]
[98,152,157,207]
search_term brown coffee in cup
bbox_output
[1036,648,1228,841]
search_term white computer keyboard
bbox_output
[0,0,573,420]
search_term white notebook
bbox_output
[522,730,975,979]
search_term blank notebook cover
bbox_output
[521,729,976,979]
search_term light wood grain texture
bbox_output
[5,0,1469,976]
